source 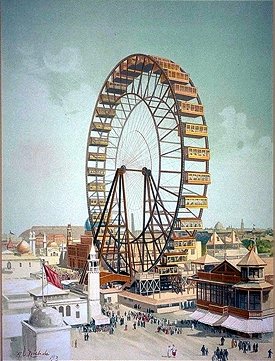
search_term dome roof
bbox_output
[16,240,30,254]
[84,218,92,231]
[29,305,64,328]
[47,241,58,248]
[214,222,224,230]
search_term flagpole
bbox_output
[41,258,45,306]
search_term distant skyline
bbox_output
[3,0,273,235]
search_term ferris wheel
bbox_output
[85,54,210,278]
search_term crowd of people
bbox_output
[72,304,273,359]
[199,336,273,361]
[210,347,228,361]
[167,344,177,358]
[49,265,80,280]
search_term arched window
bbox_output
[58,306,64,316]
[66,305,71,316]
[7,261,11,269]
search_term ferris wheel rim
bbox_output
[85,53,209,274]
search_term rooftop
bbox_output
[237,248,267,267]
[191,254,220,265]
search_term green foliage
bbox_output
[256,238,273,255]
[241,239,252,249]
[196,232,211,245]
[201,243,207,256]
[242,238,273,255]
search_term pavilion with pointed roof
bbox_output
[206,229,248,259]
[189,247,274,336]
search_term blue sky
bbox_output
[2,0,273,235]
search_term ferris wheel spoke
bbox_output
[84,53,209,276]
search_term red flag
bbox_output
[43,264,63,289]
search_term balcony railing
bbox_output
[196,271,241,284]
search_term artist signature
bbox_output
[16,348,58,360]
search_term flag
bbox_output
[43,264,63,289]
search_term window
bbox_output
[249,292,261,311]
[206,284,210,301]
[191,249,195,255]
[241,268,248,279]
[7,262,11,269]
[249,268,259,278]
[237,291,248,310]
[210,284,217,303]
[197,283,202,300]
[66,305,71,316]
[59,306,64,316]
[216,286,223,305]
[76,311,80,319]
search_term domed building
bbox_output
[16,240,30,254]
[214,221,224,231]
[29,304,64,328]
[46,240,60,258]
[22,303,71,360]
[47,241,58,248]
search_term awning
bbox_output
[221,315,273,334]
[189,308,208,321]
[213,314,229,326]
[93,314,110,326]
[63,316,82,326]
[198,312,228,326]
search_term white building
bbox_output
[87,242,110,326]
[2,278,42,312]
[2,252,41,280]
[22,305,71,360]
[28,283,87,326]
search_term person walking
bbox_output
[224,349,228,360]
[220,336,225,346]
[201,345,206,356]
[171,345,177,358]
[167,345,172,358]
[268,349,273,358]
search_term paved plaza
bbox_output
[70,307,273,361]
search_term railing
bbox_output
[209,304,228,315]
[196,299,210,309]
[197,271,241,284]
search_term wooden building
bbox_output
[190,248,273,336]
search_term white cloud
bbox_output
[43,47,83,74]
